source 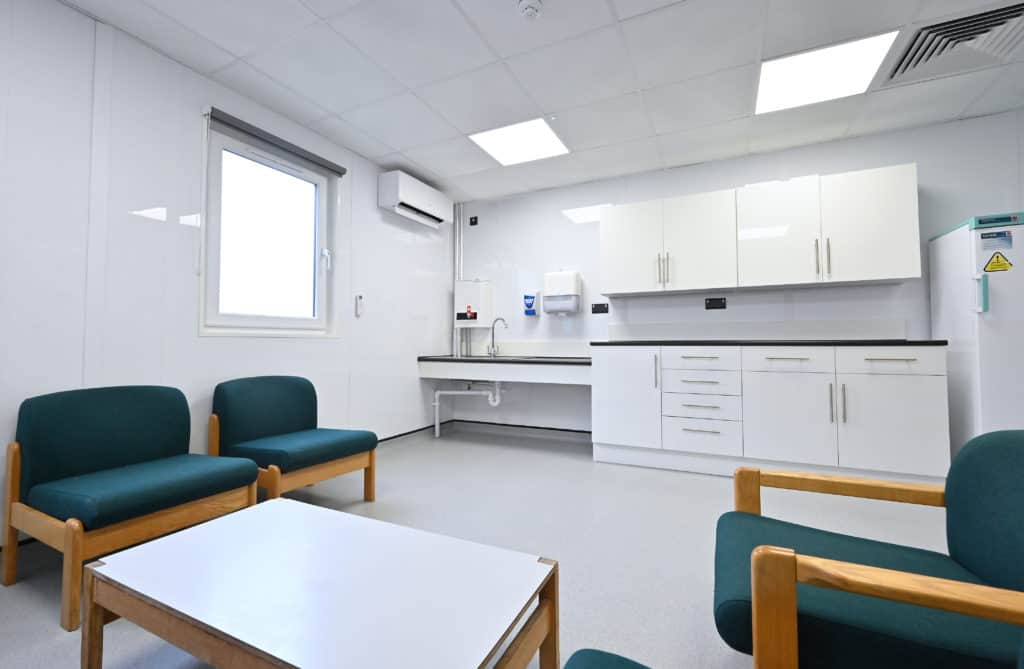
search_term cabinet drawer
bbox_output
[662,417,742,456]
[741,347,835,373]
[661,347,741,371]
[662,369,741,395]
[662,393,742,420]
[836,347,946,376]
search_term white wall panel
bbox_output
[459,112,1024,429]
[0,0,95,540]
[0,0,452,545]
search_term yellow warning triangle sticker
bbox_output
[985,251,1013,272]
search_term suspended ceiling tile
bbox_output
[343,92,460,151]
[622,0,764,88]
[142,0,317,58]
[403,137,500,178]
[507,26,638,112]
[246,22,404,115]
[455,0,615,58]
[578,137,664,181]
[548,92,655,151]
[330,0,494,87]
[750,94,864,153]
[763,0,917,60]
[313,116,395,159]
[642,65,757,135]
[658,117,752,167]
[417,63,543,135]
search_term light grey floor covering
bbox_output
[0,423,948,668]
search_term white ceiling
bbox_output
[65,0,1024,202]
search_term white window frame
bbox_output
[202,128,333,336]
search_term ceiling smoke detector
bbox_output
[518,0,542,19]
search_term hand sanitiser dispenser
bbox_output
[543,271,582,314]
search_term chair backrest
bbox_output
[212,376,317,450]
[15,386,190,498]
[946,430,1024,590]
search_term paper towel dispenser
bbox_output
[543,271,582,314]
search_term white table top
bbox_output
[94,499,554,668]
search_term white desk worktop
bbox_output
[94,499,554,668]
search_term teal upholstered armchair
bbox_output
[209,376,378,501]
[715,430,1024,668]
[2,386,258,630]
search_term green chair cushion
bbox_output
[212,376,317,450]
[946,430,1024,591]
[26,454,257,530]
[715,511,1023,669]
[564,649,650,669]
[16,386,190,497]
[222,428,377,473]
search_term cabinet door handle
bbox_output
[680,379,720,384]
[665,251,671,284]
[841,383,847,423]
[683,427,721,435]
[826,237,832,277]
[828,382,834,423]
[765,356,811,361]
[654,354,659,388]
[680,355,719,360]
[815,239,821,275]
[681,403,720,409]
[657,253,663,284]
[863,357,918,362]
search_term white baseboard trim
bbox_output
[592,443,946,484]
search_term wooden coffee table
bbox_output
[81,499,558,668]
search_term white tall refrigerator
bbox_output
[930,213,1024,452]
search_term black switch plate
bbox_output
[469,216,478,226]
[705,297,727,310]
[591,303,609,314]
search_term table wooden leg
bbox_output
[539,560,559,669]
[81,566,105,669]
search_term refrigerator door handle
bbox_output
[975,274,990,314]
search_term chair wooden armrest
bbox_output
[751,545,1024,668]
[734,468,945,515]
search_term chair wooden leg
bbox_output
[246,482,257,506]
[3,441,20,586]
[1,519,17,586]
[61,519,84,631]
[265,466,283,500]
[363,450,376,502]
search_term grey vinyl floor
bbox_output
[0,423,948,668]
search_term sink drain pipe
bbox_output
[433,382,502,438]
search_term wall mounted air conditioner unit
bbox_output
[378,170,453,229]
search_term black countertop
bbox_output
[418,355,592,365]
[590,339,948,347]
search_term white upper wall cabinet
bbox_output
[663,189,737,291]
[821,163,921,283]
[598,164,920,296]
[599,199,663,294]
[737,175,823,287]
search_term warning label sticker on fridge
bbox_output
[982,230,1013,250]
[984,251,1014,272]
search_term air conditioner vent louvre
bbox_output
[889,3,1024,83]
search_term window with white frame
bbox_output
[203,121,335,334]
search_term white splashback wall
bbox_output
[457,110,1024,429]
[0,0,452,544]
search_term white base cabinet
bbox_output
[592,344,950,480]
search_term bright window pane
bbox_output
[218,150,318,319]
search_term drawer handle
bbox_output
[863,357,918,362]
[680,379,720,384]
[681,403,720,409]
[680,355,720,359]
[765,356,811,361]
[683,427,721,434]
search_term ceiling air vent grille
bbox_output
[889,3,1024,83]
